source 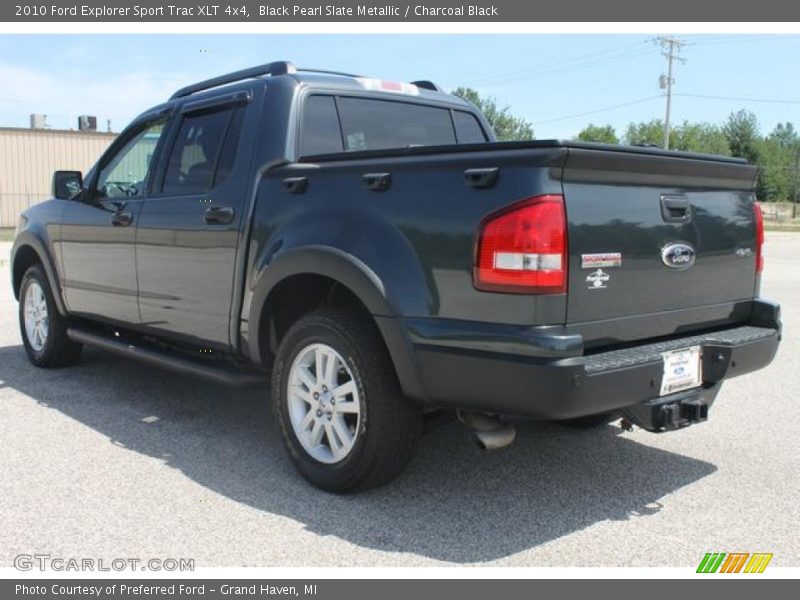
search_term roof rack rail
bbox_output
[169,61,446,100]
[170,60,297,100]
[411,80,443,92]
[298,67,364,78]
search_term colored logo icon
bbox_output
[697,552,773,573]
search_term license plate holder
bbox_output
[659,346,702,396]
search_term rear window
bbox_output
[337,97,456,151]
[300,95,487,155]
[454,111,488,143]
[301,95,344,155]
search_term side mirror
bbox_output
[52,170,83,200]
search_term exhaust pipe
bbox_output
[457,410,516,450]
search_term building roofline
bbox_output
[0,126,117,136]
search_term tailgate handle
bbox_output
[661,195,692,223]
[464,167,499,189]
[362,173,391,192]
[282,176,308,194]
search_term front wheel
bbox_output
[19,264,82,367]
[272,309,421,493]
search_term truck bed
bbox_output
[303,139,750,165]
[271,138,759,349]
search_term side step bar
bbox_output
[66,327,267,388]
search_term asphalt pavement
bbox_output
[0,235,798,567]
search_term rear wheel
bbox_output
[19,265,82,367]
[272,309,421,492]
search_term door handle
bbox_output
[282,176,308,194]
[204,206,235,225]
[111,212,133,227]
[660,195,692,223]
[362,173,391,192]
[464,167,499,189]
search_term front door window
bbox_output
[95,120,165,199]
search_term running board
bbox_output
[66,326,267,388]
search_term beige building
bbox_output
[0,126,116,227]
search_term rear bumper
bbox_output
[403,300,781,425]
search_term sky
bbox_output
[0,34,798,140]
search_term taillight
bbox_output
[474,194,567,294]
[754,201,764,273]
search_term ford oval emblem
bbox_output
[661,242,696,270]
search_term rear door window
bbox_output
[213,108,245,186]
[161,106,243,195]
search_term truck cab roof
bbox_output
[284,71,471,106]
[167,60,472,109]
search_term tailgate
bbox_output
[563,147,759,343]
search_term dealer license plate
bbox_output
[659,346,702,396]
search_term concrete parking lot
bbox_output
[0,234,798,568]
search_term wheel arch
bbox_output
[247,246,426,401]
[11,232,68,316]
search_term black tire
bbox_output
[272,309,422,493]
[18,264,82,367]
[558,412,618,429]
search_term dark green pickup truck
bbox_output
[11,61,781,491]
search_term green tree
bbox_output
[769,122,798,149]
[607,111,800,202]
[672,121,731,156]
[624,119,731,154]
[757,123,800,202]
[576,124,619,144]
[757,138,793,201]
[623,119,665,146]
[771,124,800,204]
[451,87,534,141]
[722,110,761,163]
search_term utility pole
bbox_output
[657,36,686,150]
[793,146,799,219]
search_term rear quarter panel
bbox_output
[245,147,569,326]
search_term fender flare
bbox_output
[11,231,68,316]
[247,245,426,401]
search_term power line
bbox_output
[469,48,654,87]
[532,96,663,125]
[464,35,798,91]
[465,39,652,86]
[468,40,645,80]
[531,90,798,128]
[514,34,794,132]
[686,34,800,46]
[675,92,800,105]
